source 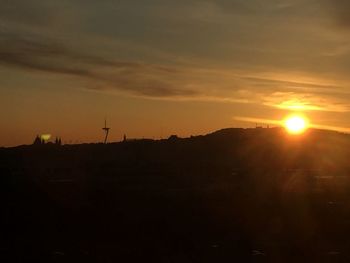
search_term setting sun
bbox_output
[284,115,309,134]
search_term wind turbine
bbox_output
[102,119,111,144]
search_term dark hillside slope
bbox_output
[1,128,350,262]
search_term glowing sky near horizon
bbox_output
[1,0,350,146]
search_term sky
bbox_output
[1,0,350,146]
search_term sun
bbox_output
[284,115,309,134]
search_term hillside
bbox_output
[1,127,350,262]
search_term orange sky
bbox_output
[1,0,350,146]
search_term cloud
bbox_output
[1,1,350,112]
[0,32,201,97]
[327,0,350,27]
[262,91,350,112]
[233,116,281,126]
[0,0,54,26]
[233,115,350,133]
[2,30,350,112]
[235,76,350,112]
[0,33,95,77]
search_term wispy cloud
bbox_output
[0,32,201,97]
[233,116,282,126]
[233,116,350,133]
[327,0,350,28]
[2,30,350,113]
[1,0,350,113]
[262,91,350,113]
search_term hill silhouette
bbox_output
[1,127,350,262]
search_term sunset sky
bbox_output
[1,0,350,146]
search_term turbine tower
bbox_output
[102,119,110,144]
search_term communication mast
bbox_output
[102,119,111,144]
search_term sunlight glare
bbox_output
[40,134,51,141]
[284,115,308,134]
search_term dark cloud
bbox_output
[0,33,110,77]
[327,0,350,27]
[241,76,340,94]
[0,0,61,28]
[0,0,348,106]
[0,32,198,98]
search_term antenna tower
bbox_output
[102,119,110,144]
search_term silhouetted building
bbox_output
[55,137,62,146]
[168,135,179,141]
[33,135,42,145]
[33,135,62,146]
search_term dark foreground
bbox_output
[2,128,350,262]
